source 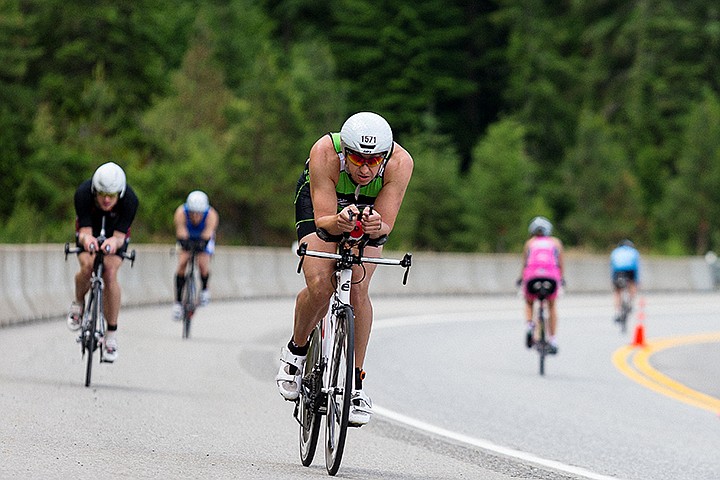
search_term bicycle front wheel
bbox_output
[85,289,100,387]
[325,304,354,476]
[182,275,196,339]
[299,326,322,467]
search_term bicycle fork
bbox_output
[322,268,353,396]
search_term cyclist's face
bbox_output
[95,192,119,211]
[346,153,383,186]
[188,211,204,225]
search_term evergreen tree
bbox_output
[657,89,720,254]
[464,118,535,253]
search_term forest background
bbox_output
[2,0,720,255]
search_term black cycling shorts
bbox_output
[612,270,636,288]
[294,168,316,242]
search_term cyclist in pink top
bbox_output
[520,216,564,354]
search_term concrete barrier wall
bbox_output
[0,244,714,327]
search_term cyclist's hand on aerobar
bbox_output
[82,234,99,253]
[337,206,361,234]
[100,238,117,254]
[361,208,382,236]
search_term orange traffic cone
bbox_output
[631,297,646,347]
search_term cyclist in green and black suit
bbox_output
[277,112,414,426]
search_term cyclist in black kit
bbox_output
[66,162,139,363]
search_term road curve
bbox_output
[1,293,718,479]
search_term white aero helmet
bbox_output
[186,190,210,213]
[340,112,393,157]
[92,162,126,197]
[528,216,553,236]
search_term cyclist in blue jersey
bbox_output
[172,190,219,320]
[610,239,640,323]
[277,112,414,427]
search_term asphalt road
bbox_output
[1,292,718,479]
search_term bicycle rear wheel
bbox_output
[537,305,547,376]
[299,326,323,466]
[619,290,630,333]
[85,289,100,387]
[325,304,354,476]
[182,275,196,339]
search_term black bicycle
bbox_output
[294,209,411,476]
[614,273,632,333]
[179,239,206,339]
[526,278,557,376]
[65,219,135,387]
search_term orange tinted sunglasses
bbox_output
[345,148,385,168]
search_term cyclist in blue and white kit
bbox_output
[172,190,219,320]
[610,239,640,323]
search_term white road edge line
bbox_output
[374,405,623,480]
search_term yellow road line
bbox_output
[612,332,720,414]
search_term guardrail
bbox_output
[0,244,714,327]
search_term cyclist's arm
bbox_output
[366,143,413,238]
[174,205,189,240]
[309,136,350,236]
[553,237,565,277]
[113,186,139,234]
[200,207,219,240]
[77,226,97,252]
[103,231,127,254]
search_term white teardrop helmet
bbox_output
[91,162,126,198]
[186,190,210,213]
[340,112,393,158]
[528,216,553,236]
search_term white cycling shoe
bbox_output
[348,389,373,427]
[200,289,210,306]
[103,336,118,363]
[67,302,83,331]
[172,302,183,321]
[276,346,306,401]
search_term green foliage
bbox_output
[657,88,720,254]
[561,110,644,249]
[389,117,467,252]
[2,0,720,255]
[464,118,535,252]
[0,0,41,220]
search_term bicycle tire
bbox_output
[85,287,100,387]
[619,290,631,334]
[325,304,354,476]
[182,270,196,339]
[299,326,322,467]
[538,303,546,376]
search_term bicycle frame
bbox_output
[294,222,411,476]
[615,274,632,333]
[526,278,556,376]
[181,243,201,339]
